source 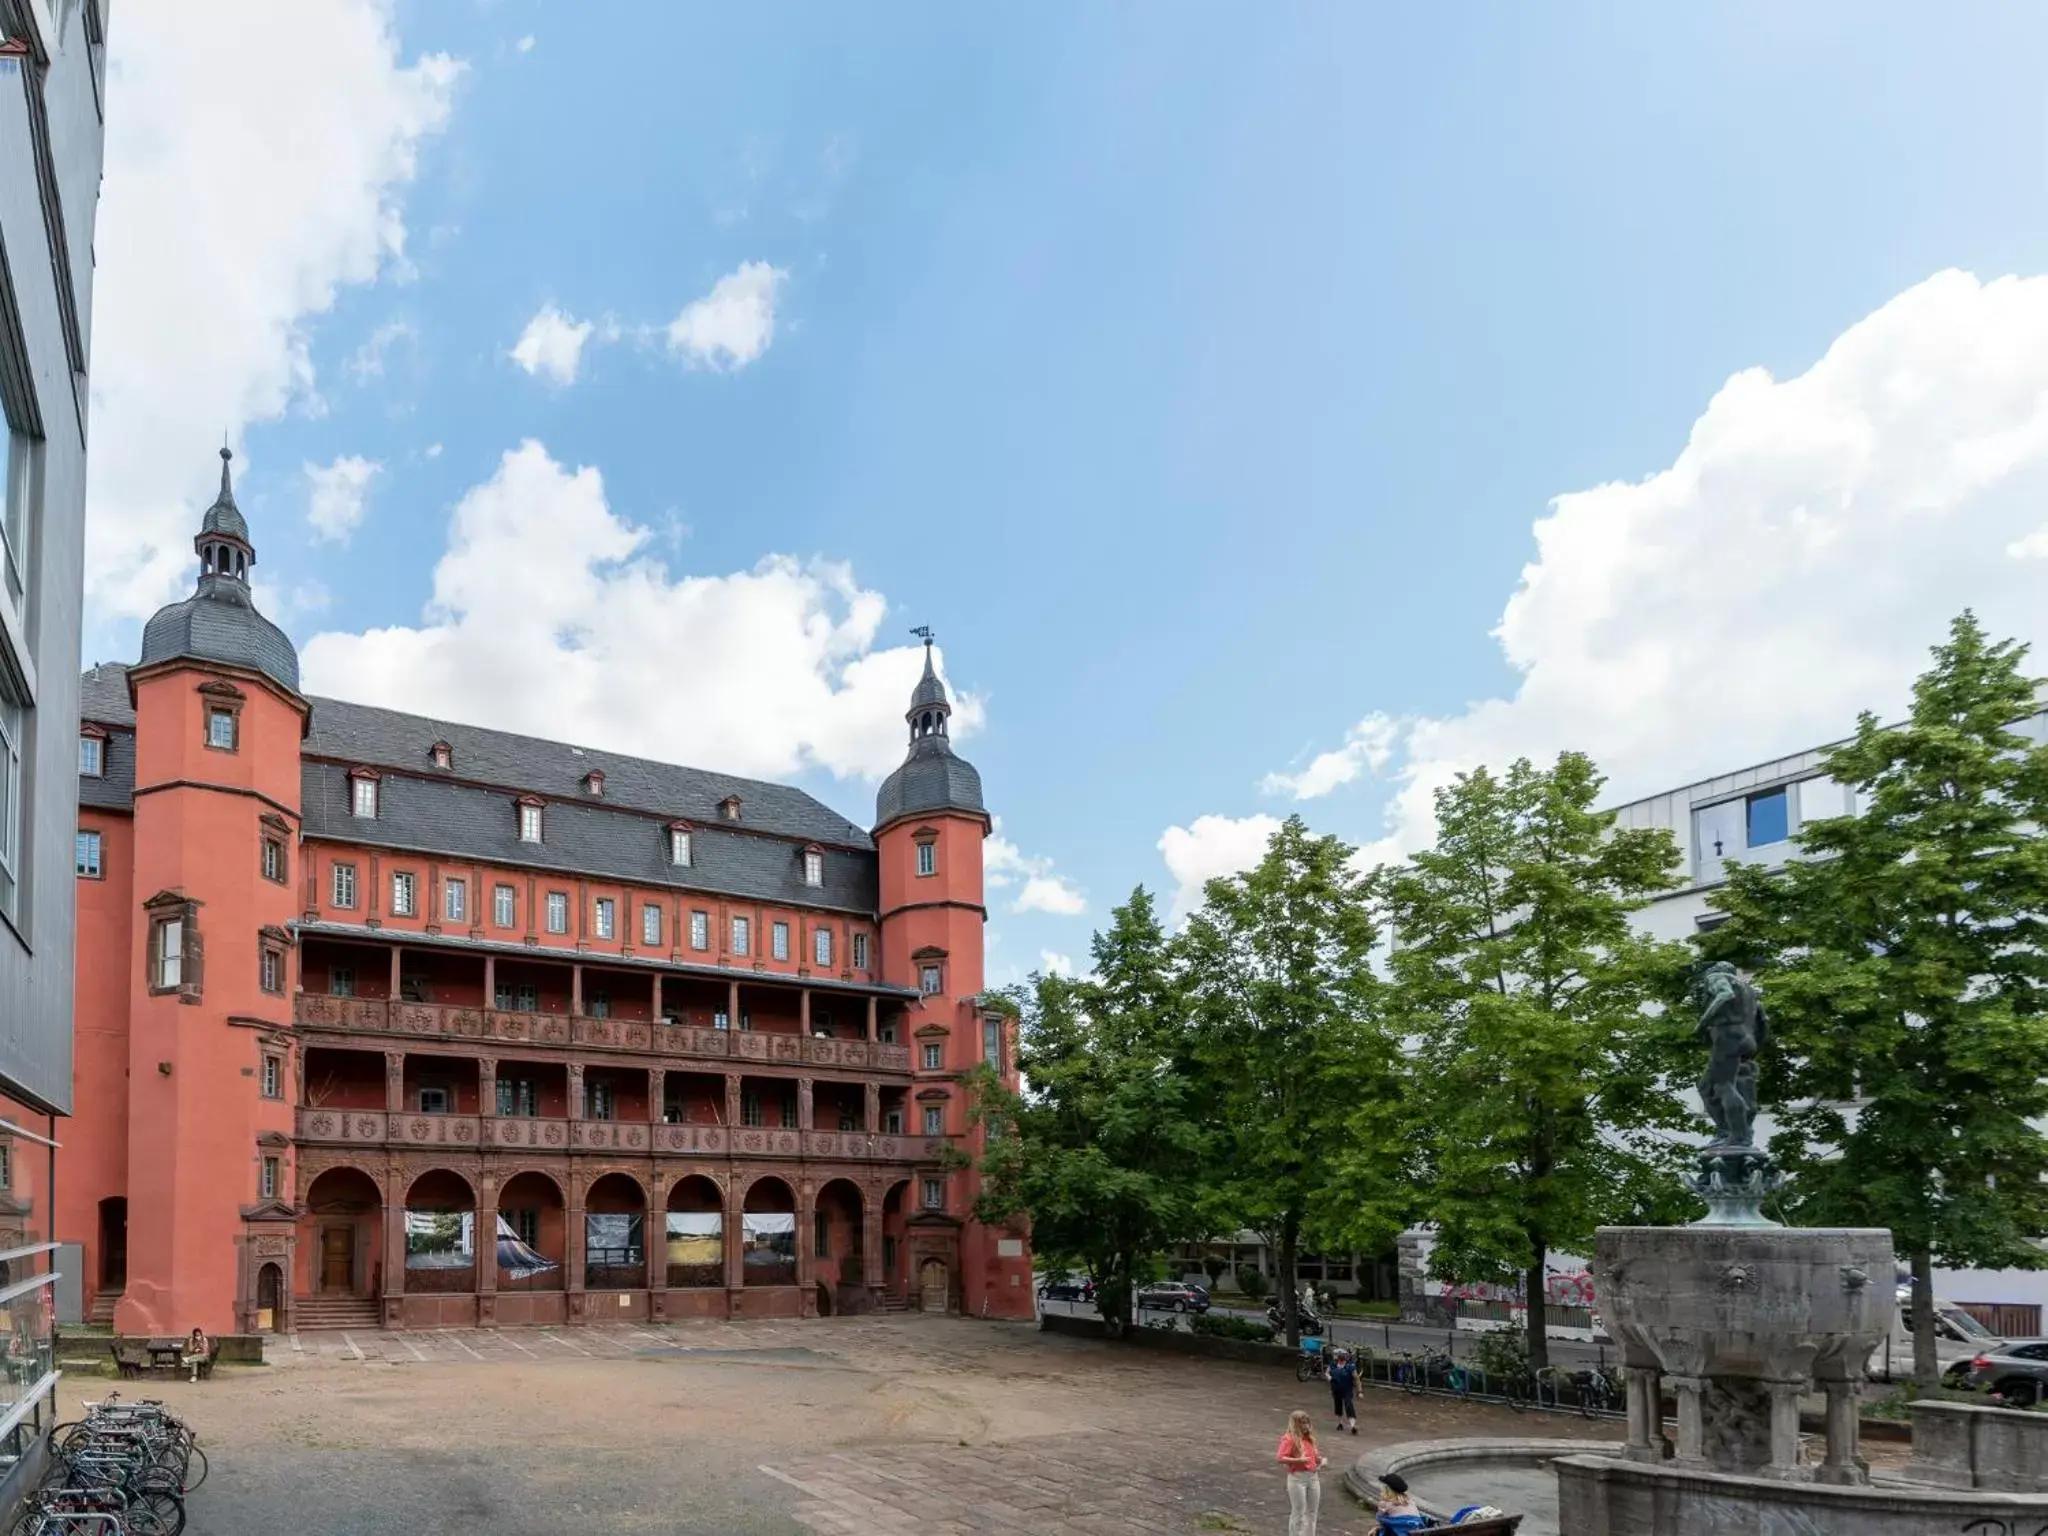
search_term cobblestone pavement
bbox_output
[72,1317,1609,1535]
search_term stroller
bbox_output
[1377,1508,1520,1534]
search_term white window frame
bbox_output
[670,828,691,866]
[641,903,661,946]
[920,964,943,996]
[391,871,416,918]
[731,916,750,956]
[0,688,23,922]
[813,927,832,968]
[923,1105,944,1137]
[690,910,709,950]
[259,946,282,994]
[852,933,868,970]
[332,862,357,909]
[771,921,789,961]
[417,1086,449,1115]
[351,777,378,818]
[261,1156,280,1201]
[921,1043,942,1071]
[74,828,100,878]
[444,878,466,923]
[921,1178,944,1211]
[916,841,936,877]
[493,884,515,927]
[594,897,615,940]
[330,965,355,998]
[156,919,183,989]
[545,891,569,934]
[77,735,101,777]
[261,837,283,883]
[519,803,543,843]
[261,1056,282,1099]
[206,708,236,751]
[803,850,823,887]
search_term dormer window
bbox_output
[720,796,742,822]
[669,824,692,866]
[430,741,452,770]
[78,732,104,777]
[349,771,379,819]
[584,769,605,796]
[518,798,544,843]
[803,848,824,887]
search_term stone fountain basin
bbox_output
[1593,1226,1894,1381]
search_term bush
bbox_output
[1468,1324,1531,1381]
[1193,1312,1277,1344]
[1202,1256,1227,1288]
[1235,1267,1269,1302]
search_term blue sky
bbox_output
[88,2,2048,981]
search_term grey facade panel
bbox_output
[0,8,107,1113]
[300,762,881,916]
[302,695,873,850]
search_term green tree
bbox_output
[967,888,1206,1334]
[1702,613,2048,1383]
[1382,754,1691,1369]
[1179,816,1409,1348]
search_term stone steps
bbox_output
[293,1296,382,1330]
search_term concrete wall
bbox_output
[0,0,106,1115]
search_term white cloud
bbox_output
[666,261,786,371]
[986,823,1087,916]
[1261,711,1400,800]
[87,1,461,623]
[1157,813,1282,923]
[509,303,595,386]
[345,317,415,382]
[1039,950,1075,978]
[1305,269,2048,869]
[423,442,443,459]
[299,440,984,782]
[515,34,536,53]
[305,454,381,543]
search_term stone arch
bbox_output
[664,1174,724,1290]
[814,1177,867,1314]
[256,1261,284,1327]
[880,1178,913,1298]
[496,1170,566,1292]
[300,1165,384,1300]
[741,1174,798,1288]
[584,1171,648,1290]
[402,1169,477,1294]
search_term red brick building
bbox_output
[43,455,1030,1335]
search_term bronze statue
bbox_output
[1694,961,1766,1148]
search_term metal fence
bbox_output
[1308,1339,1629,1420]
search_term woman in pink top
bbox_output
[1276,1408,1323,1535]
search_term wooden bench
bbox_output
[113,1338,223,1380]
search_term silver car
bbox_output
[1953,1338,2048,1408]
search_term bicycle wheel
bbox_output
[133,1489,185,1536]
[122,1508,171,1536]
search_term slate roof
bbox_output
[77,664,884,911]
[875,734,984,828]
[138,583,300,694]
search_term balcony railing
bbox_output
[294,994,913,1073]
[296,1108,944,1164]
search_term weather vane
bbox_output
[910,625,935,648]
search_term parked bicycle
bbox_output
[19,1394,206,1536]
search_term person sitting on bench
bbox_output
[181,1327,209,1383]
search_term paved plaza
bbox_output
[55,1315,1614,1534]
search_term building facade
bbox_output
[59,464,1031,1335]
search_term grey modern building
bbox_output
[0,0,105,1113]
[0,0,106,1492]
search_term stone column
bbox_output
[724,1072,741,1128]
[385,1051,406,1114]
[567,1062,585,1121]
[479,1056,497,1119]
[727,979,741,1032]
[866,996,877,1042]
[800,989,811,1036]
[646,1185,667,1320]
[864,1082,880,1135]
[1669,1375,1707,1466]
[651,972,662,1021]
[725,1179,746,1311]
[863,1188,885,1292]
[483,954,496,1011]
[648,1067,666,1123]
[796,1177,815,1313]
[565,1177,587,1319]
[382,1164,407,1325]
[1623,1367,1660,1462]
[476,1177,498,1323]
[1764,1381,1807,1480]
[389,944,402,999]
[798,1077,813,1132]
[1815,1379,1868,1486]
[571,964,583,1017]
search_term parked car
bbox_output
[1889,1291,2009,1370]
[1950,1339,2048,1407]
[1037,1275,1094,1303]
[1135,1281,1211,1314]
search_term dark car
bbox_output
[1135,1281,1211,1314]
[1036,1275,1094,1303]
[1952,1338,2048,1407]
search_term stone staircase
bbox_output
[291,1295,381,1331]
[876,1291,912,1314]
[86,1288,120,1327]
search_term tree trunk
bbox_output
[1911,1246,1938,1386]
[1278,1210,1301,1349]
[1524,1248,1550,1372]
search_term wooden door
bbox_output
[320,1225,354,1291]
[919,1259,948,1313]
